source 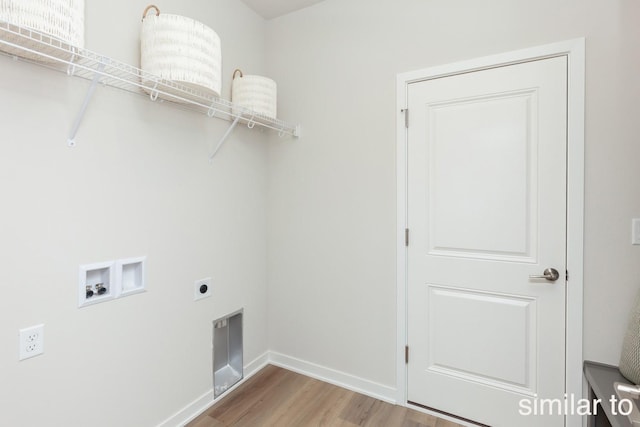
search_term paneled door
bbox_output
[407,56,567,427]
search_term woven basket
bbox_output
[620,290,640,384]
[0,0,85,61]
[140,5,221,101]
[231,69,277,119]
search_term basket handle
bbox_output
[232,69,244,79]
[142,5,160,20]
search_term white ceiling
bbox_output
[241,0,326,19]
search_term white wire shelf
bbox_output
[0,20,300,157]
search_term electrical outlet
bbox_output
[194,277,212,301]
[19,324,44,361]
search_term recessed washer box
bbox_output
[79,261,116,308]
[117,256,146,297]
[78,256,146,308]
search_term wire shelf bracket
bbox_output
[67,61,104,147]
[209,115,241,162]
[0,20,301,154]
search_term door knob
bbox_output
[529,268,560,282]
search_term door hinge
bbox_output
[405,228,409,247]
[402,108,409,128]
[405,345,409,364]
[566,270,569,281]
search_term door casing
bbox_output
[396,38,585,427]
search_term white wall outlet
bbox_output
[194,277,212,301]
[633,219,640,245]
[19,324,44,361]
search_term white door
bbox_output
[407,56,567,427]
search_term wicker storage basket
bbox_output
[620,290,640,384]
[140,5,221,101]
[231,69,277,119]
[0,0,85,61]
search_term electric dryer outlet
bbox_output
[194,277,212,301]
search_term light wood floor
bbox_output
[188,365,465,427]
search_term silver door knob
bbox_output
[529,268,560,282]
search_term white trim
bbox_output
[269,351,398,404]
[156,351,270,427]
[565,38,586,427]
[407,403,480,427]
[395,38,585,427]
[156,350,399,427]
[396,76,409,405]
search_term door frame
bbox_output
[396,38,585,427]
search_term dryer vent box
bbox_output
[213,309,243,398]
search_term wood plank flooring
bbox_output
[188,365,464,427]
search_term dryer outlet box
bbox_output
[194,277,212,301]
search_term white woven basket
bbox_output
[140,5,221,101]
[0,0,84,61]
[621,290,640,384]
[231,69,277,119]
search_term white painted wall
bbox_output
[0,1,268,426]
[265,0,640,391]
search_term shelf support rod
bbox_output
[209,115,241,161]
[67,62,105,147]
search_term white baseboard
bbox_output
[268,351,398,404]
[157,350,398,427]
[156,389,214,427]
[156,351,270,427]
[406,402,480,427]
